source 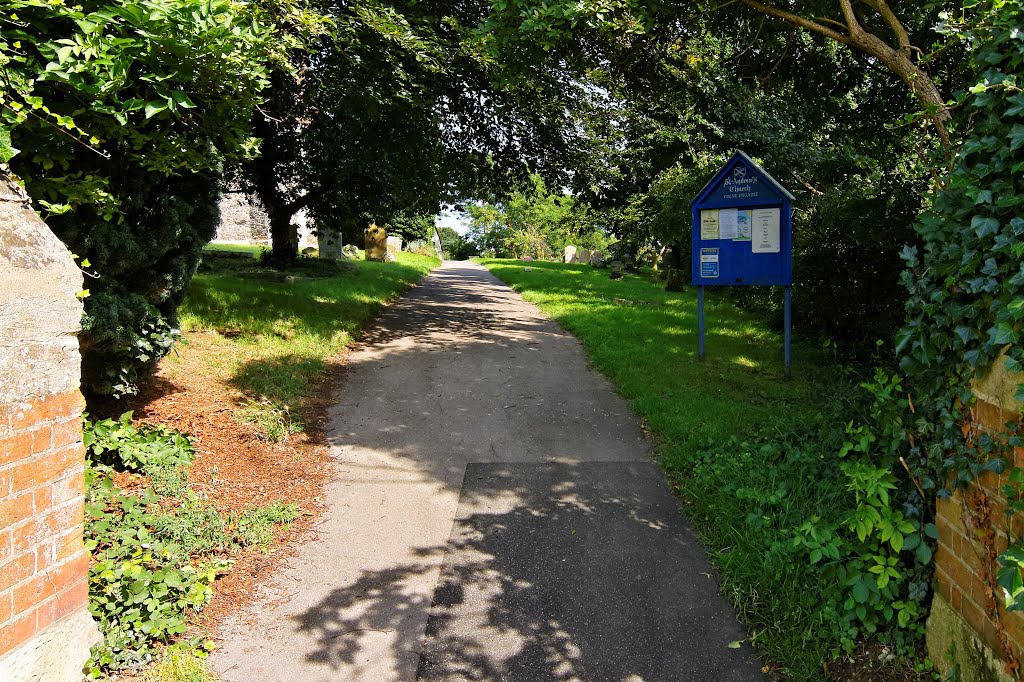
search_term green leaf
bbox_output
[0,127,20,163]
[990,322,1017,345]
[972,215,1000,237]
[852,579,870,604]
[170,91,196,109]
[1010,124,1024,152]
[144,101,168,119]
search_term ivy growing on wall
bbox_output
[897,0,1024,492]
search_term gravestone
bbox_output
[386,236,402,259]
[564,245,577,263]
[318,229,343,260]
[609,260,624,279]
[577,249,592,266]
[364,223,388,261]
[341,244,360,259]
[665,268,686,292]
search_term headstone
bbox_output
[589,250,603,265]
[577,249,592,265]
[564,245,577,263]
[386,236,402,259]
[665,268,686,292]
[341,244,360,259]
[364,223,388,261]
[522,255,534,262]
[609,260,624,279]
[318,229,344,260]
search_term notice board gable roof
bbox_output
[690,150,795,206]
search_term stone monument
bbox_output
[364,223,388,261]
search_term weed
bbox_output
[236,501,303,548]
[143,644,216,682]
[83,417,305,676]
[238,397,302,442]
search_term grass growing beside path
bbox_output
[176,253,438,437]
[88,252,439,677]
[480,259,902,681]
[479,259,843,464]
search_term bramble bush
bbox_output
[684,369,936,676]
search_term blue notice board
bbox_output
[690,151,795,377]
[690,151,794,286]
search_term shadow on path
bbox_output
[294,462,764,682]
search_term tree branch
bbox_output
[814,16,850,30]
[858,0,913,58]
[740,0,850,44]
[284,187,325,215]
[837,0,863,38]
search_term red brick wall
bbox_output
[934,396,1024,666]
[0,390,90,658]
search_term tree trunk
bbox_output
[248,110,298,268]
[268,205,298,267]
[670,243,684,270]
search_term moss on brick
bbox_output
[927,593,1013,682]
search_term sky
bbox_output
[435,207,471,236]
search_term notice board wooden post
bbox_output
[690,151,795,379]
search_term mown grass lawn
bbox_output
[202,241,265,256]
[480,258,872,681]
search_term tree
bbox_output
[438,226,474,260]
[245,1,447,263]
[740,0,954,144]
[386,211,437,244]
[2,0,272,397]
[249,0,609,265]
[466,175,611,259]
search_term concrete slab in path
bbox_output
[211,261,765,682]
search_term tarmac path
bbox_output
[211,260,765,682]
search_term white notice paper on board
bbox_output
[700,210,719,240]
[718,208,739,240]
[752,208,781,253]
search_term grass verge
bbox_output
[478,259,846,465]
[176,252,438,439]
[479,259,922,681]
[86,252,439,677]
